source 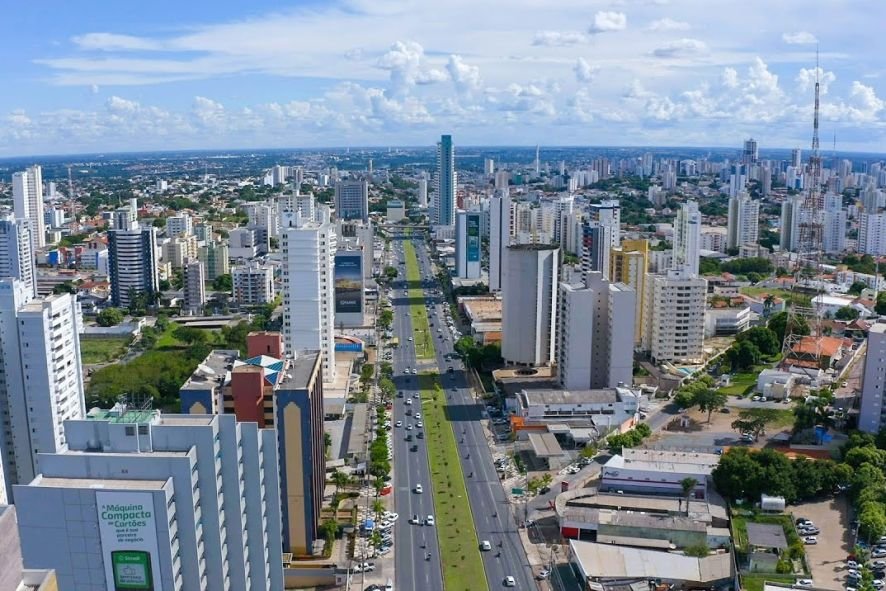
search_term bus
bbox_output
[390,337,400,348]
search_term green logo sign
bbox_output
[112,550,153,590]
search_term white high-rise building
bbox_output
[501,244,558,366]
[183,260,206,315]
[494,170,509,190]
[581,222,613,281]
[726,192,760,250]
[791,148,802,168]
[166,213,193,237]
[232,261,275,305]
[589,200,621,247]
[334,180,369,222]
[780,196,803,252]
[14,407,284,591]
[0,216,36,298]
[455,210,482,279]
[281,210,337,379]
[12,165,45,251]
[557,272,635,390]
[433,135,456,227]
[417,177,429,208]
[859,322,886,434]
[489,190,512,292]
[554,195,575,247]
[642,269,707,364]
[822,193,847,254]
[0,279,84,501]
[672,200,701,277]
[108,215,159,308]
[859,212,886,256]
[484,158,495,175]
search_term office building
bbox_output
[742,138,759,165]
[859,212,886,256]
[489,190,512,292]
[610,239,648,345]
[198,240,230,280]
[433,134,456,227]
[582,221,614,281]
[337,220,374,280]
[14,406,284,590]
[0,279,84,501]
[166,213,193,237]
[12,165,45,251]
[822,193,847,254]
[333,246,365,327]
[859,322,886,433]
[589,200,621,247]
[108,214,159,308]
[183,260,206,315]
[0,216,36,298]
[672,201,701,277]
[501,244,559,366]
[455,210,482,279]
[558,272,635,390]
[642,269,707,364]
[791,148,802,168]
[334,180,369,222]
[280,210,337,380]
[232,262,275,305]
[780,196,803,252]
[726,192,759,250]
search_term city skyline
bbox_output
[2,0,886,156]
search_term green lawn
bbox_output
[79,336,132,364]
[403,240,435,360]
[418,373,487,591]
[742,574,797,591]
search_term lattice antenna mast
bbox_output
[782,46,825,367]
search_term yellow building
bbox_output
[610,239,648,345]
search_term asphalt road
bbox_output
[389,238,444,591]
[411,237,537,590]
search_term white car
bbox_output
[358,561,376,572]
[847,561,860,570]
[503,576,516,587]
[383,512,399,522]
[537,569,551,580]
[752,396,761,402]
[794,579,813,588]
[873,549,886,559]
[480,540,492,551]
[414,484,423,494]
[406,424,413,430]
[425,515,435,526]
[414,413,422,419]
[417,422,423,428]
[408,336,414,341]
[405,398,413,405]
[804,536,818,544]
[874,581,885,590]
[395,421,403,428]
[413,392,420,398]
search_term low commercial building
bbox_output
[755,369,797,400]
[704,303,751,337]
[515,387,639,431]
[601,449,720,498]
[386,199,406,222]
[458,295,502,344]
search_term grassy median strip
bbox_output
[403,237,488,591]
[418,372,487,591]
[403,240,435,361]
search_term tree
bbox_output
[859,502,886,542]
[835,306,861,321]
[877,292,886,316]
[174,325,208,345]
[736,326,780,357]
[768,311,808,345]
[848,281,869,296]
[726,340,762,371]
[680,477,698,514]
[212,274,233,292]
[330,469,351,498]
[96,307,124,327]
[384,266,398,280]
[372,499,385,520]
[53,281,77,294]
[694,389,728,423]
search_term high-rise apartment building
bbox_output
[183,260,206,315]
[822,193,847,254]
[726,192,760,250]
[557,272,635,390]
[859,322,886,434]
[417,177,429,208]
[610,239,649,345]
[791,148,802,168]
[108,214,159,308]
[589,200,621,247]
[0,216,36,298]
[780,196,803,252]
[280,210,337,379]
[742,138,759,165]
[433,135,456,227]
[489,190,512,292]
[581,222,613,281]
[554,195,575,247]
[859,212,886,256]
[0,279,84,501]
[501,245,558,366]
[199,240,230,280]
[14,407,284,590]
[166,213,193,237]
[334,180,369,222]
[672,200,701,277]
[12,166,45,251]
[162,235,198,269]
[455,210,482,279]
[232,262,275,305]
[642,269,707,364]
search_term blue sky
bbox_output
[3,0,886,156]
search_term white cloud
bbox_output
[72,33,164,51]
[848,81,885,120]
[647,18,690,32]
[532,31,586,47]
[796,67,836,95]
[574,58,599,83]
[588,11,627,34]
[106,96,139,113]
[782,31,818,45]
[652,38,708,59]
[721,67,739,89]
[192,96,225,127]
[446,55,481,94]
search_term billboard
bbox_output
[97,491,164,591]
[466,213,481,262]
[334,252,364,314]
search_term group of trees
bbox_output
[606,423,652,454]
[526,473,554,496]
[454,336,502,369]
[673,375,728,422]
[96,307,124,327]
[211,274,233,292]
[378,307,393,331]
[723,326,781,372]
[368,406,391,485]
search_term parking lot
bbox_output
[793,495,854,590]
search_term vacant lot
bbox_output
[79,336,131,364]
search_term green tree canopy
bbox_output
[96,307,124,327]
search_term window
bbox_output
[125,426,136,436]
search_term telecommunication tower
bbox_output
[781,48,825,368]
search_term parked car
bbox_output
[804,536,818,545]
[794,579,813,588]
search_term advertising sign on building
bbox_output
[334,252,363,314]
[97,491,163,591]
[467,213,481,262]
